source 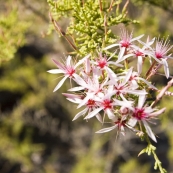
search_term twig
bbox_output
[99,0,103,12]
[49,12,77,51]
[108,0,114,12]
[151,78,173,107]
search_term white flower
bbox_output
[128,95,166,142]
[149,38,173,78]
[48,54,90,92]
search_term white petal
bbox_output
[47,69,64,74]
[62,93,82,99]
[162,59,169,78]
[73,74,88,87]
[122,67,133,85]
[68,86,85,92]
[114,97,133,110]
[77,94,93,109]
[72,108,88,121]
[125,89,147,96]
[108,61,123,67]
[103,43,120,50]
[95,125,117,133]
[137,56,143,74]
[127,117,137,127]
[143,120,157,142]
[96,114,103,123]
[117,53,134,63]
[149,107,166,117]
[53,76,68,92]
[118,47,126,61]
[66,55,72,66]
[138,94,146,108]
[105,109,115,119]
[84,108,103,119]
[75,54,91,68]
[66,98,81,104]
[137,77,158,90]
[106,68,118,81]
[131,34,144,42]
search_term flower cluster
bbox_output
[48,29,172,142]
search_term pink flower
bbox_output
[108,68,147,99]
[95,118,127,135]
[104,29,144,61]
[149,38,173,78]
[94,53,123,70]
[47,55,89,92]
[128,95,166,142]
[84,86,117,120]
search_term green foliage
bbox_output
[138,143,167,173]
[47,0,138,56]
[0,10,29,63]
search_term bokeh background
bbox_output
[1,0,173,173]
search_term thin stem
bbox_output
[108,0,114,12]
[146,60,157,80]
[99,0,103,12]
[49,12,77,51]
[151,78,173,107]
[145,135,167,173]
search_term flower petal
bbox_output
[53,76,68,92]
[96,113,103,123]
[143,120,157,142]
[127,117,137,127]
[138,94,146,108]
[84,108,103,119]
[105,109,115,119]
[131,34,144,42]
[103,43,120,50]
[137,56,143,74]
[162,59,169,78]
[47,69,64,74]
[72,108,88,121]
[68,86,85,92]
[149,107,166,117]
[95,125,117,133]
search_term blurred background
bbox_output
[0,0,173,173]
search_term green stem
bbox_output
[145,134,167,173]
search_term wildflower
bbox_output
[48,55,90,92]
[94,53,123,70]
[121,70,158,90]
[62,93,103,122]
[128,95,166,142]
[108,68,147,99]
[95,118,127,135]
[84,86,116,120]
[149,38,173,78]
[104,29,144,61]
[69,68,109,108]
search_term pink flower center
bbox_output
[97,59,107,68]
[114,118,126,129]
[120,41,130,48]
[115,86,124,95]
[103,99,112,110]
[66,67,75,77]
[133,108,147,120]
[87,99,95,108]
[135,50,143,57]
[155,52,163,59]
